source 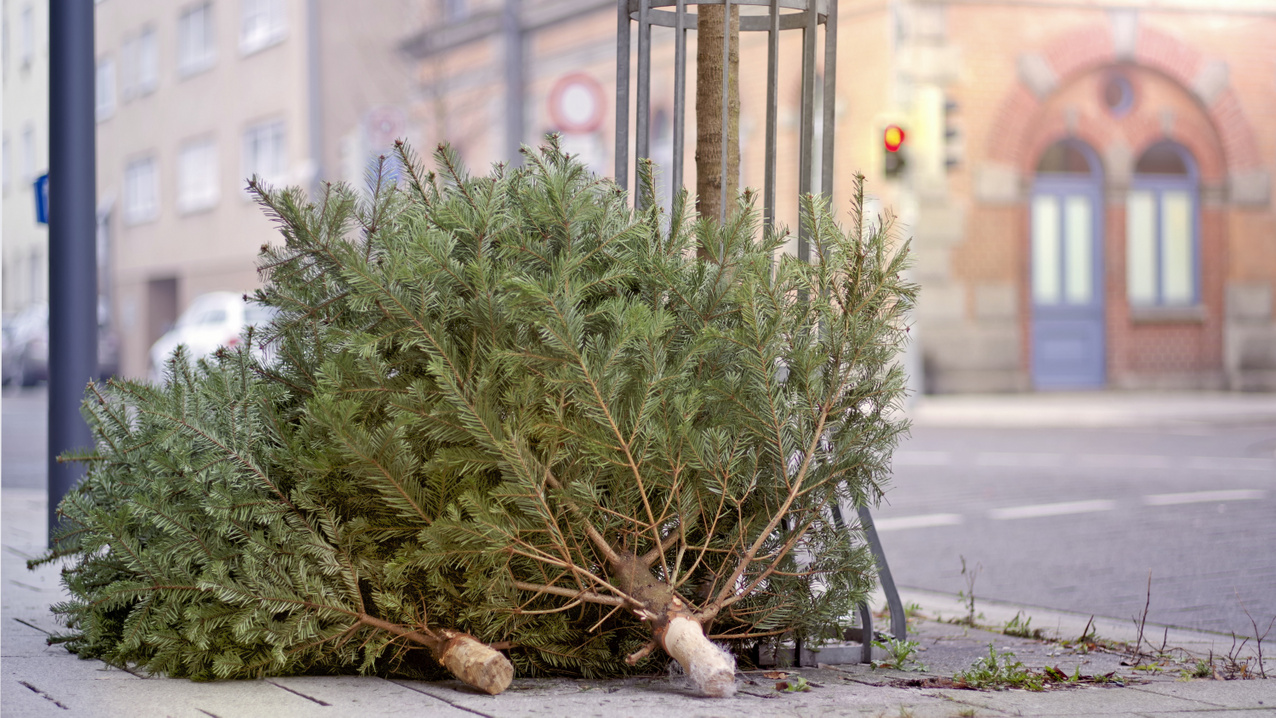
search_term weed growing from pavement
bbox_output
[954,556,983,627]
[1003,613,1046,640]
[952,644,1125,691]
[954,645,1044,690]
[872,638,928,672]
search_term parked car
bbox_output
[148,292,277,383]
[2,301,122,387]
[2,303,49,387]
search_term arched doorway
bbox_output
[1030,140,1105,389]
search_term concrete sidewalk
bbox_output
[907,391,1276,429]
[4,488,1273,717]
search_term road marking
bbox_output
[1143,489,1268,506]
[988,500,1116,520]
[1077,454,1171,469]
[976,452,1063,467]
[870,513,964,532]
[1186,457,1276,472]
[893,451,953,466]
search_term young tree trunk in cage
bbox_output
[695,3,740,230]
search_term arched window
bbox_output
[1127,142,1199,307]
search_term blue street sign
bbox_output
[34,173,49,224]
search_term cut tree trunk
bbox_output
[695,3,740,228]
[358,615,514,695]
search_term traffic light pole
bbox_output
[48,0,98,544]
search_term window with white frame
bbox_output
[178,2,216,76]
[21,125,35,181]
[240,0,285,54]
[242,120,286,187]
[1126,142,1198,308]
[95,57,116,120]
[2,135,10,194]
[122,26,158,98]
[19,5,33,67]
[178,138,219,212]
[124,156,160,224]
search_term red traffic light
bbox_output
[884,125,905,152]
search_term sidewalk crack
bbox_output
[389,679,499,718]
[18,681,69,710]
[13,617,50,634]
[266,679,332,706]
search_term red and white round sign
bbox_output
[547,73,606,134]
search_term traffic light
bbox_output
[944,97,961,171]
[884,124,907,179]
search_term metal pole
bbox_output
[636,0,652,207]
[615,0,630,190]
[48,0,99,544]
[503,0,525,164]
[797,1,817,262]
[763,0,779,231]
[821,0,837,203]
[671,0,687,198]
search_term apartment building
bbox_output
[96,0,426,378]
[405,0,1276,392]
[2,0,50,316]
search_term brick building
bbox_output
[403,0,1276,393]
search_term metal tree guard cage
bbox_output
[615,0,837,262]
[614,0,908,663]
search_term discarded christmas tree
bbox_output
[38,140,914,697]
[34,348,513,693]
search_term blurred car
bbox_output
[148,292,277,383]
[2,303,49,387]
[2,301,122,387]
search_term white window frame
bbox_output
[19,4,33,68]
[21,125,35,182]
[240,0,286,55]
[2,135,10,194]
[124,156,160,225]
[242,119,286,190]
[1126,143,1200,309]
[120,33,137,99]
[96,57,116,121]
[178,137,220,213]
[135,25,158,96]
[177,2,216,77]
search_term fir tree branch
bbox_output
[512,582,626,608]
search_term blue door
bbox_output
[1030,141,1105,389]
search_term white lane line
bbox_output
[1078,454,1172,470]
[893,451,953,466]
[1143,489,1268,506]
[976,452,1063,468]
[988,500,1116,521]
[1186,457,1276,472]
[871,513,965,532]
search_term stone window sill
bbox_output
[1129,305,1207,324]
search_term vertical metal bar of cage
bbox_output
[636,0,652,207]
[672,0,687,198]
[719,0,732,224]
[820,0,837,204]
[763,0,779,231]
[615,0,631,191]
[797,0,817,262]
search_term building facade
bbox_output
[3,0,50,316]
[404,0,1276,392]
[95,0,425,378]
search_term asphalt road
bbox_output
[4,385,1274,640]
[875,421,1276,639]
[2,386,48,490]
